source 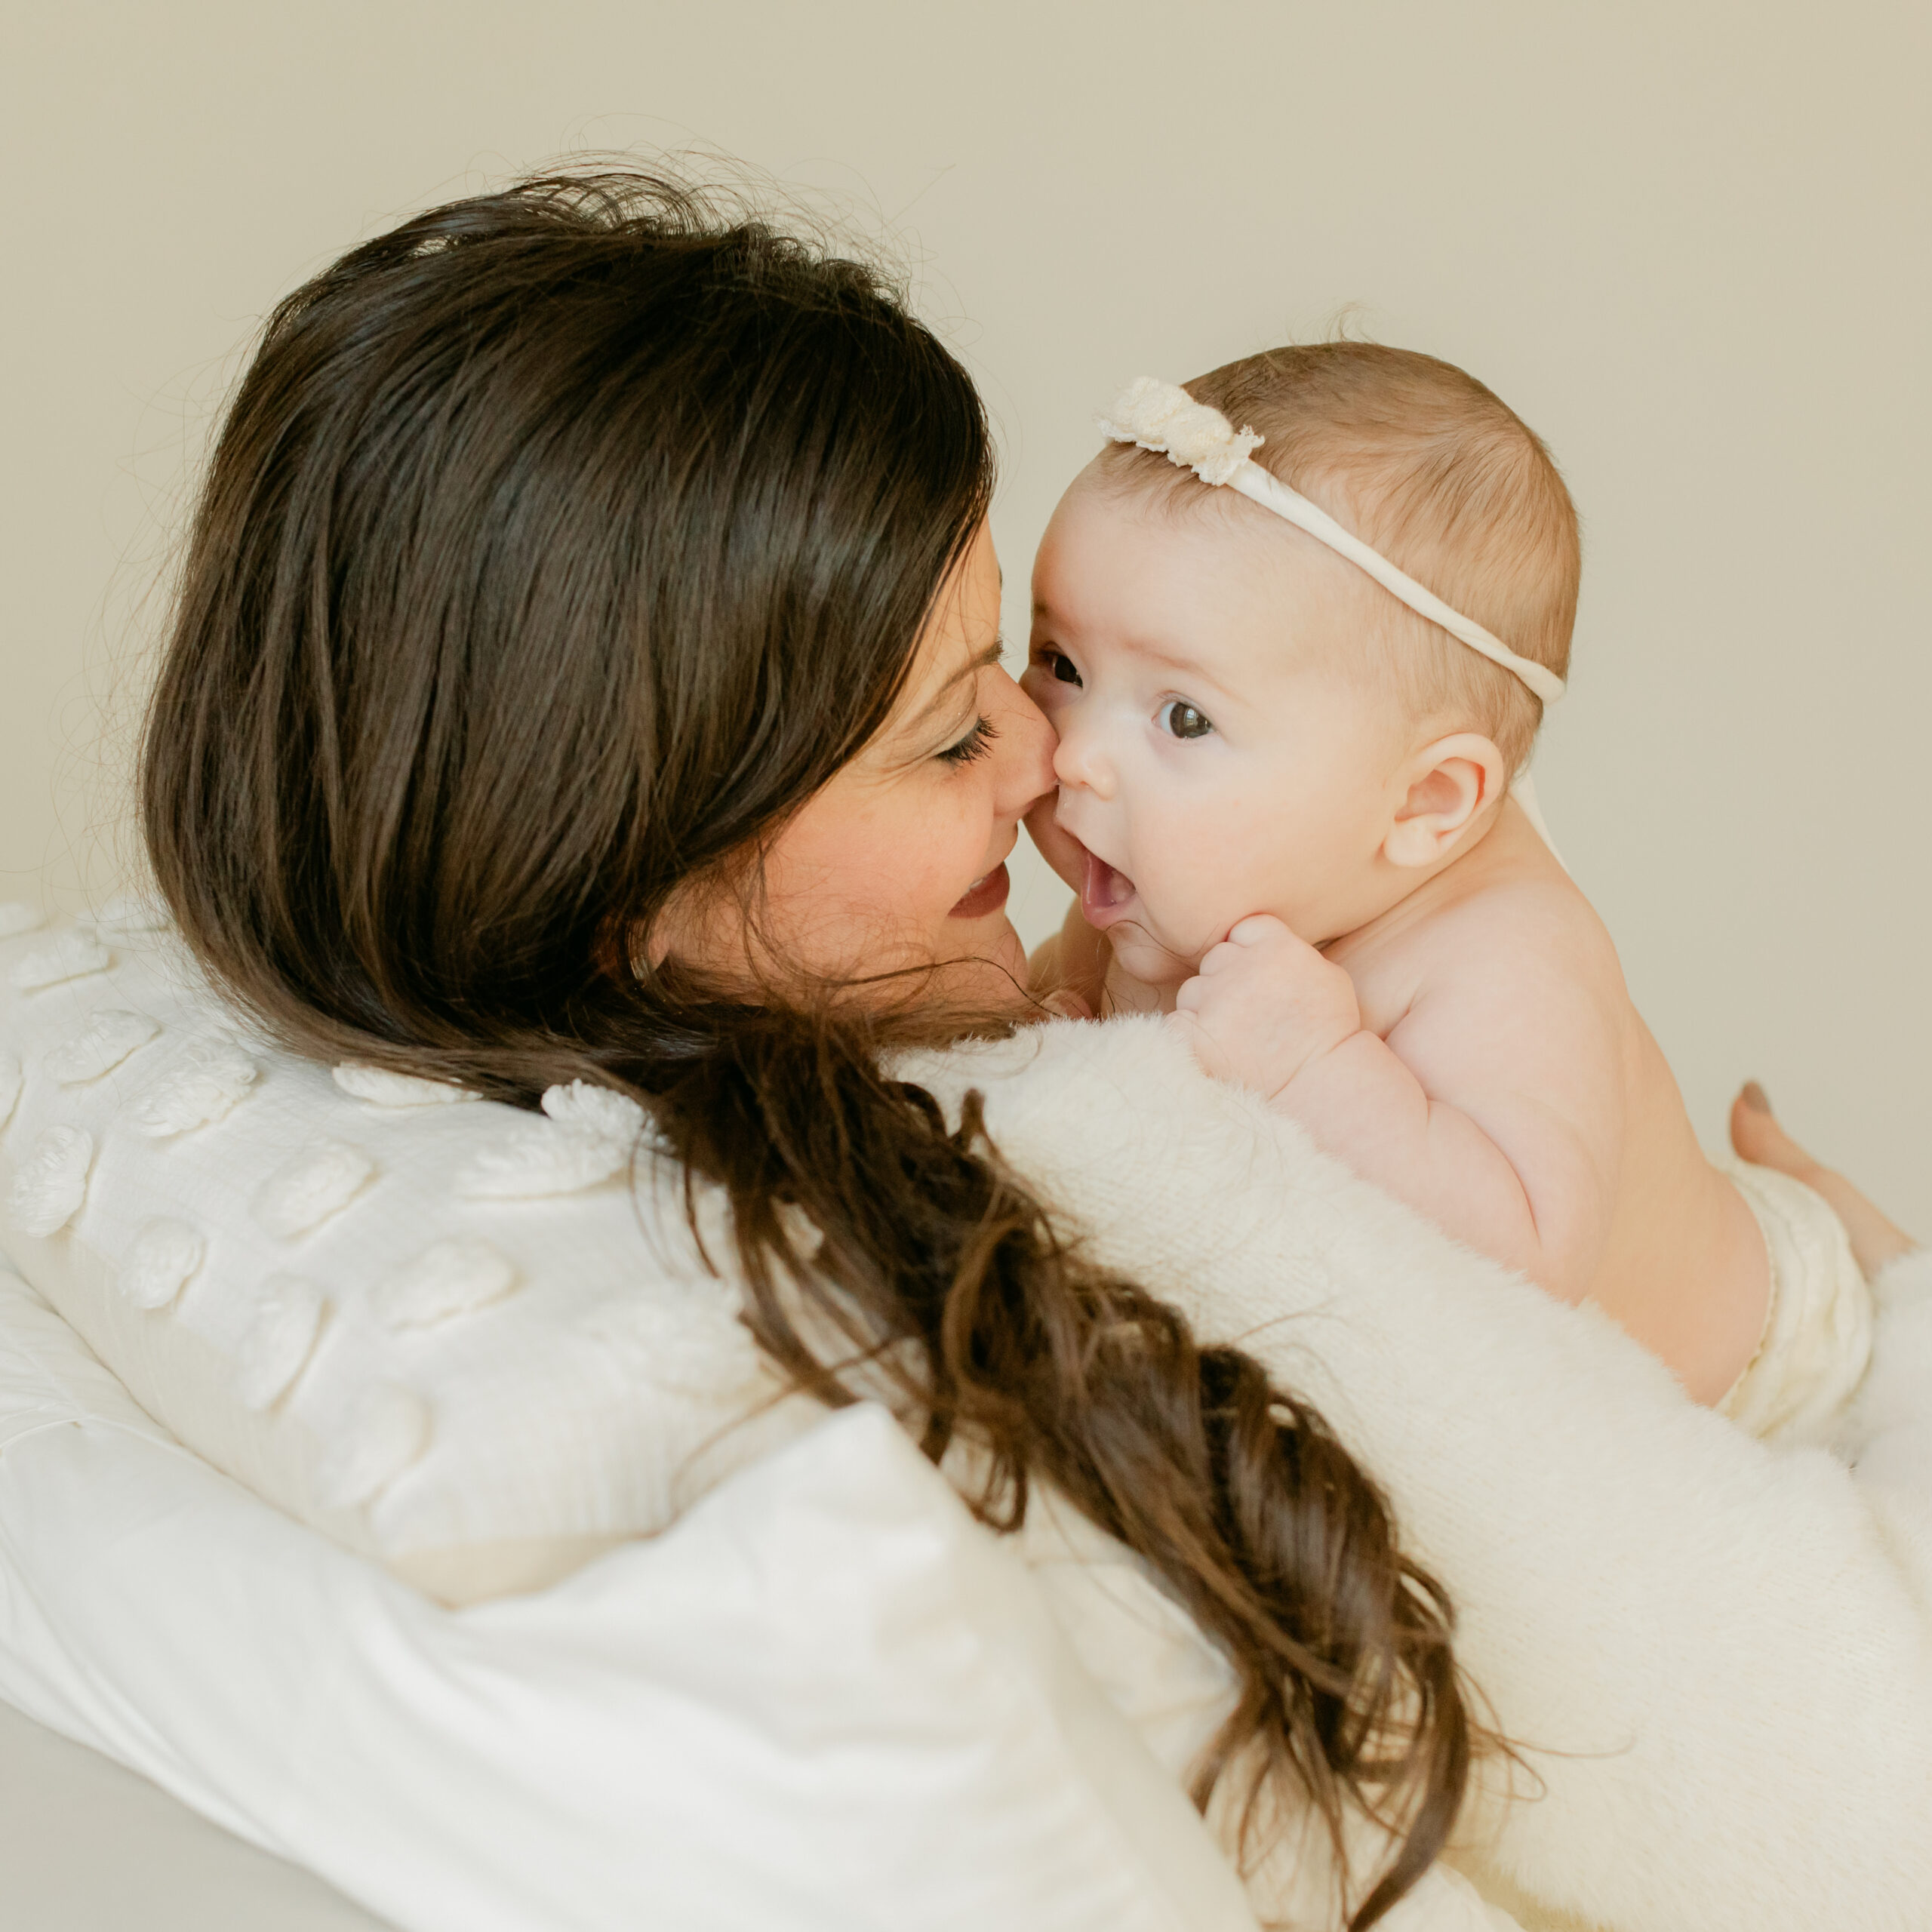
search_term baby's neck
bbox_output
[1101,959,1175,1017]
[1325,790,1540,958]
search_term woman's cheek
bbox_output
[921,784,989,906]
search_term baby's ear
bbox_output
[1383,733,1508,870]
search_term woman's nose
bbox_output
[993,671,1061,817]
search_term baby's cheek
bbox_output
[1024,794,1084,891]
[1141,846,1251,958]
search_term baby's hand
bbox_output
[1169,915,1362,1100]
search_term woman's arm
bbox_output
[925,1017,1932,1932]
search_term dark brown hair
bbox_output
[1104,343,1580,769]
[142,171,1473,1926]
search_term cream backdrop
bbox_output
[6,1,1930,1226]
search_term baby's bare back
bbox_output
[1327,801,1769,1402]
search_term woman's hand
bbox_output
[1730,1081,1918,1277]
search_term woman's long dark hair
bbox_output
[142,170,1473,1927]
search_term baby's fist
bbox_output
[1169,915,1361,1100]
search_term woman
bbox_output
[133,168,1469,1930]
[11,169,1931,1931]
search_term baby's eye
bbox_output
[1041,650,1082,688]
[1158,699,1214,741]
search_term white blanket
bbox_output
[0,1260,1524,1932]
[912,1020,1932,1929]
[5,1014,1932,1930]
[0,1265,1270,1932]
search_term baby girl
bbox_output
[1024,346,1870,1426]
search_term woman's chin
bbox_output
[842,918,1029,1017]
[922,915,1028,1011]
[968,918,1032,1004]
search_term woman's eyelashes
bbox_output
[937,715,998,767]
[1157,698,1214,741]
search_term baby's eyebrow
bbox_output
[1118,635,1242,700]
[1131,638,1211,678]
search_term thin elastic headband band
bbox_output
[1097,377,1566,706]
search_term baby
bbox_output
[1024,346,1870,1426]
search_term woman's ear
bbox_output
[1382,733,1508,870]
[639,861,765,982]
[638,884,704,971]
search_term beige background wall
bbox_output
[7,1,1930,1224]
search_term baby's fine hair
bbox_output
[1106,342,1580,769]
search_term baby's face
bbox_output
[1023,472,1414,986]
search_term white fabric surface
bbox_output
[897,1019,1932,1930]
[0,909,808,1604]
[0,1263,1274,1932]
[0,904,1526,1929]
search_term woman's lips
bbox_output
[1080,849,1137,928]
[947,861,1011,919]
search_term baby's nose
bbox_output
[1051,718,1114,799]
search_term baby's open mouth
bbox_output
[1079,849,1137,928]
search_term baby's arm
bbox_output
[1174,915,1620,1302]
[1029,897,1111,1017]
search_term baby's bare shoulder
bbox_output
[1377,871,1634,1112]
[1436,869,1626,995]
[1351,861,1623,1006]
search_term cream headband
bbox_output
[1097,377,1565,706]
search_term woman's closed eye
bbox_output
[937,715,998,766]
[1157,698,1214,741]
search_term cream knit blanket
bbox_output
[901,1017,1932,1932]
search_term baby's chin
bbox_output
[1103,916,1206,992]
